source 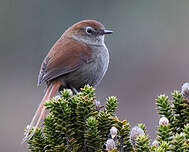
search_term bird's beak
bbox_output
[103,29,113,35]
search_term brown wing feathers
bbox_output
[38,37,92,86]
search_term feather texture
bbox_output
[38,37,93,86]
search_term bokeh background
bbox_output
[1,0,189,151]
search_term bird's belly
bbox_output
[62,47,109,90]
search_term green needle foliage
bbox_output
[28,128,46,152]
[170,133,186,152]
[135,135,150,152]
[105,96,118,115]
[26,85,189,152]
[98,111,114,147]
[172,91,189,133]
[151,141,169,152]
[156,95,173,126]
[157,124,172,143]
[183,124,189,139]
[114,119,133,151]
[85,116,101,151]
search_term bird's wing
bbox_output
[38,37,93,85]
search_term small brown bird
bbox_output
[24,20,112,141]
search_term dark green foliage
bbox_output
[154,91,189,152]
[182,124,189,151]
[135,135,150,152]
[27,85,189,152]
[183,124,189,139]
[98,111,114,146]
[80,85,96,98]
[27,85,125,152]
[156,91,189,134]
[114,119,133,152]
[157,124,171,143]
[72,86,97,151]
[170,133,186,152]
[44,94,73,152]
[172,91,189,133]
[156,95,173,127]
[43,114,66,151]
[28,128,46,152]
[85,116,101,151]
[151,141,169,152]
[105,96,118,115]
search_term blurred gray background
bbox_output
[1,0,189,151]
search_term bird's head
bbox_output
[63,20,113,45]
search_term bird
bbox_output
[23,19,113,142]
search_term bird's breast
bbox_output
[63,44,109,89]
[88,44,109,85]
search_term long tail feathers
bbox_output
[22,80,62,143]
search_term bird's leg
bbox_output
[69,85,78,94]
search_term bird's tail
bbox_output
[22,80,62,143]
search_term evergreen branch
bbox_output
[26,84,189,152]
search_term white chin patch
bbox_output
[72,35,104,45]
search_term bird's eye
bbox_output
[86,27,93,34]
